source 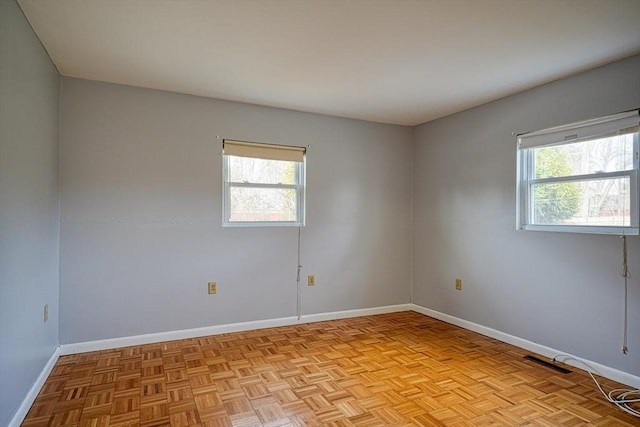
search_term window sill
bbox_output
[519,224,639,235]
[223,221,304,228]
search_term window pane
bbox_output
[229,187,297,222]
[534,133,635,179]
[228,156,296,185]
[532,177,631,226]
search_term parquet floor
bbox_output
[22,311,639,426]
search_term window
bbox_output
[517,110,639,234]
[222,139,306,226]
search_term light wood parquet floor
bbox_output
[22,311,639,426]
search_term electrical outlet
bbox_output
[208,282,217,294]
[308,275,315,286]
[44,304,49,322]
[455,279,462,291]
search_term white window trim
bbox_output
[222,141,306,227]
[516,111,640,235]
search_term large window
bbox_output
[517,110,639,234]
[222,139,306,226]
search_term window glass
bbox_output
[228,186,297,222]
[532,177,630,227]
[534,134,634,179]
[228,157,297,185]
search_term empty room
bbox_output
[1,0,639,426]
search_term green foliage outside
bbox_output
[533,148,581,224]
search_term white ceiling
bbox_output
[18,0,640,126]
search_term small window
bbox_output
[517,110,639,234]
[222,139,306,227]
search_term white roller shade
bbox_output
[518,110,639,149]
[223,139,305,162]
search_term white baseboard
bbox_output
[14,303,638,427]
[410,304,640,389]
[9,346,60,427]
[302,304,412,323]
[56,301,639,388]
[59,303,412,355]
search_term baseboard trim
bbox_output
[9,346,60,427]
[56,302,639,388]
[15,303,638,427]
[59,303,412,355]
[410,304,640,389]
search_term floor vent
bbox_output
[523,355,571,374]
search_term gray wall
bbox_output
[413,55,640,375]
[0,0,60,425]
[59,77,413,344]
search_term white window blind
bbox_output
[518,110,639,149]
[223,139,305,162]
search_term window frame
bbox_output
[222,140,306,227]
[516,112,639,235]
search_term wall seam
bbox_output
[409,127,416,304]
[56,75,62,346]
